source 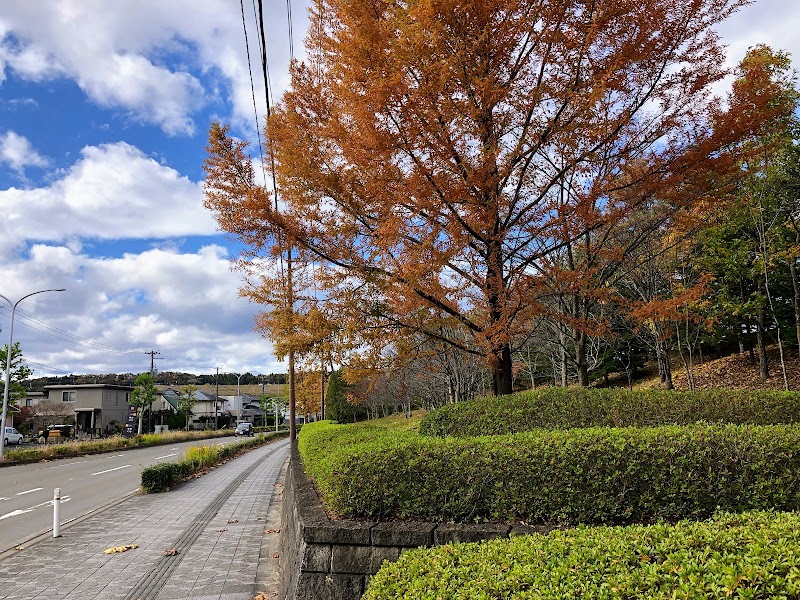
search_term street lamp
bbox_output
[234,373,244,398]
[0,288,65,460]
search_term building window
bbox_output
[26,399,32,407]
[62,391,76,402]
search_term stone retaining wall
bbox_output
[278,445,543,600]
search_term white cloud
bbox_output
[0,130,47,174]
[0,243,280,376]
[0,0,307,136]
[0,141,218,256]
[717,0,800,70]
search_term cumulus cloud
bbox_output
[0,141,218,256]
[0,0,306,136]
[0,130,47,174]
[0,243,279,375]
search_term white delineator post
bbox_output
[53,488,61,538]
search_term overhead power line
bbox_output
[0,306,142,355]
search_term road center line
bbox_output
[92,465,131,476]
[15,488,43,496]
[155,453,178,460]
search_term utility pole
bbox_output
[144,351,160,434]
[215,367,219,429]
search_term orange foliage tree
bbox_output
[206,0,789,395]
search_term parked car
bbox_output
[234,422,254,437]
[3,426,23,446]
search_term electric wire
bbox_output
[240,0,267,172]
[1,306,141,354]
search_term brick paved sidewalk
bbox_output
[0,438,290,600]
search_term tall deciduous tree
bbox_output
[130,372,156,435]
[206,0,789,395]
[179,384,198,431]
[0,342,32,405]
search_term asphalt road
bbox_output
[0,435,243,553]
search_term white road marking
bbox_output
[91,465,131,476]
[0,496,71,521]
[15,488,43,496]
[49,454,123,469]
[49,459,91,469]
[155,453,178,460]
[0,497,8,501]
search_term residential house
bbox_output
[44,384,133,436]
[223,394,267,425]
[188,389,225,430]
[150,388,181,431]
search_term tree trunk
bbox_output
[656,337,673,390]
[491,345,514,396]
[790,257,800,356]
[575,330,589,387]
[746,322,756,364]
[559,328,568,387]
[757,307,769,381]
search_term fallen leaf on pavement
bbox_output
[103,544,139,554]
[254,595,269,600]
[227,519,239,524]
[14,546,24,551]
[163,548,179,556]
[272,553,279,558]
[216,528,228,532]
[264,529,280,534]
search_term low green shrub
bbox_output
[364,511,800,599]
[299,420,800,524]
[419,388,800,437]
[141,432,285,493]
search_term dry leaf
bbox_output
[254,595,269,600]
[163,548,180,556]
[103,544,139,554]
[272,553,279,558]
[216,528,228,533]
[255,517,263,521]
[227,519,239,524]
[264,529,280,534]
[14,546,24,551]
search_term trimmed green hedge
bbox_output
[141,432,286,493]
[419,388,800,437]
[364,511,800,599]
[299,421,800,524]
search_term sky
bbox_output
[0,0,798,379]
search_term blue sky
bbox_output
[0,0,797,378]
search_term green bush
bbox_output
[419,388,800,437]
[364,511,800,599]
[299,420,800,524]
[141,432,285,493]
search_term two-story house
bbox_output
[44,384,133,436]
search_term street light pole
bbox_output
[0,288,65,460]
